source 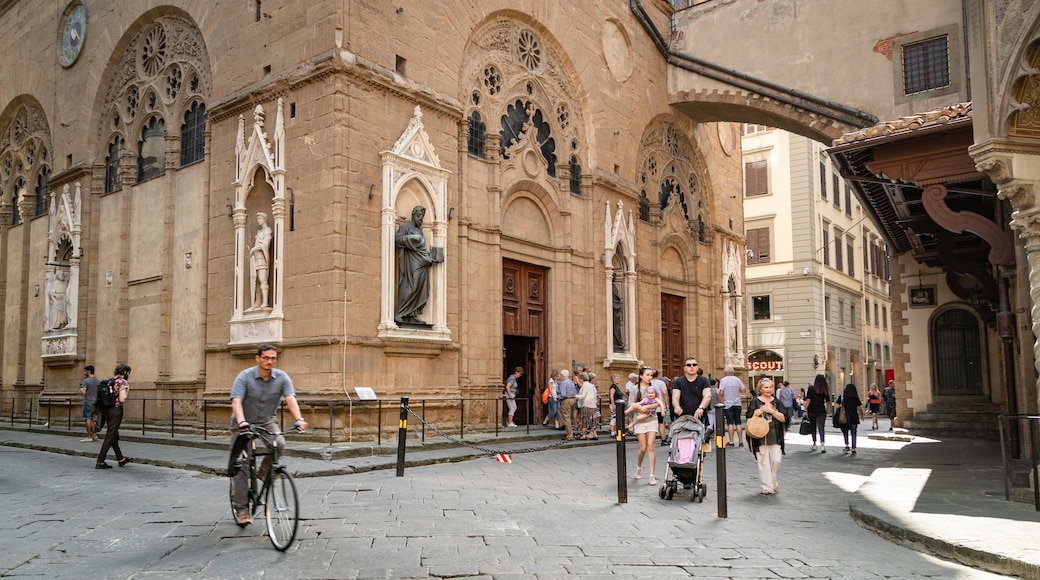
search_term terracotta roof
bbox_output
[832,102,972,146]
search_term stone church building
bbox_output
[0,1,745,431]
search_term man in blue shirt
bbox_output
[557,369,578,440]
[229,344,308,527]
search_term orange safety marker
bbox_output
[495,453,513,463]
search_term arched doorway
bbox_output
[748,349,784,390]
[931,307,984,396]
[503,259,547,425]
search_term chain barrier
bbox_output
[405,406,572,455]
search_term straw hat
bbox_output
[747,415,770,439]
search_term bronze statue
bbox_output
[395,206,441,324]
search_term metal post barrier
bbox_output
[459,397,464,440]
[1032,419,1039,512]
[396,397,409,477]
[615,392,628,504]
[420,400,426,442]
[329,401,334,447]
[713,403,727,518]
[170,400,175,438]
[203,400,209,440]
[46,400,52,428]
[28,397,34,427]
[377,400,383,446]
[67,398,73,430]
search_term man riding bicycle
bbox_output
[230,344,308,526]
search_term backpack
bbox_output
[95,378,118,409]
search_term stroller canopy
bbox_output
[669,414,705,442]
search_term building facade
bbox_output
[742,126,893,394]
[0,1,745,432]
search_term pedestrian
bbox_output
[866,383,882,430]
[883,379,897,431]
[504,366,523,427]
[719,365,746,447]
[625,367,664,485]
[670,357,712,432]
[746,378,787,494]
[608,373,624,436]
[557,369,577,440]
[834,383,865,454]
[229,344,308,527]
[777,380,796,429]
[543,368,561,429]
[707,377,719,433]
[79,365,100,442]
[577,372,598,439]
[95,363,132,469]
[804,374,831,452]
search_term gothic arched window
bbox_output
[35,168,50,217]
[569,156,581,195]
[499,99,556,176]
[105,138,124,193]
[180,101,206,166]
[467,111,486,158]
[10,178,23,225]
[638,190,650,222]
[137,117,166,182]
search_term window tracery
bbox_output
[98,15,211,183]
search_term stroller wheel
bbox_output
[658,486,667,500]
[665,487,674,500]
[696,483,707,503]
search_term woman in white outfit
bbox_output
[745,378,787,494]
[625,367,664,485]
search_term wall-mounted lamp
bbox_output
[34,284,39,297]
[746,249,755,259]
[813,355,820,369]
[368,184,375,200]
[803,267,810,276]
[448,207,455,221]
[226,204,233,218]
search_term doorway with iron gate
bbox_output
[503,259,547,426]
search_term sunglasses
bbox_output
[685,363,698,367]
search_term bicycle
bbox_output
[229,423,303,551]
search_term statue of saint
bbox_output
[46,269,70,330]
[395,205,441,324]
[612,278,625,352]
[249,212,273,309]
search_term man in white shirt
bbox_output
[719,365,746,447]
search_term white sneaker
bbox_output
[507,423,518,427]
[79,438,92,442]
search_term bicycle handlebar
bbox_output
[247,423,307,436]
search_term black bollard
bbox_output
[615,394,628,503]
[396,397,409,477]
[714,403,727,518]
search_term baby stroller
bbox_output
[659,414,710,502]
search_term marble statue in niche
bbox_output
[395,205,442,325]
[249,211,272,310]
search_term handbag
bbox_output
[747,415,770,439]
[798,416,812,436]
[837,405,848,425]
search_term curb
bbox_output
[849,503,1038,579]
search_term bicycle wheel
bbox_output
[265,468,299,551]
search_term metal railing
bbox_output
[8,395,611,446]
[998,414,1040,511]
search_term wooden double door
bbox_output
[502,259,547,425]
[661,293,685,380]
